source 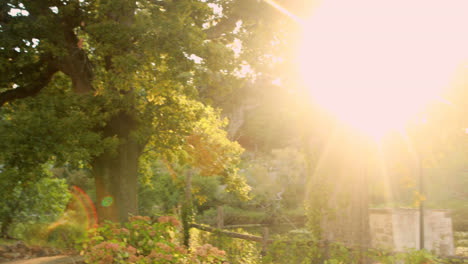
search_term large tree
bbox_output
[0,0,273,223]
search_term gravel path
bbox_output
[3,255,84,264]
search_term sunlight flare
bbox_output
[299,0,468,138]
[262,0,302,23]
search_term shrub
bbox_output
[82,215,228,264]
[14,222,49,244]
[47,223,87,249]
[263,233,446,264]
[262,234,347,264]
[369,248,444,264]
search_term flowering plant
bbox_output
[82,215,227,263]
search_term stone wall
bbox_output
[369,209,394,250]
[369,208,455,256]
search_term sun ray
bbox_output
[376,141,394,204]
[400,130,419,167]
[304,124,339,199]
[262,0,302,23]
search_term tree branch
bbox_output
[204,15,240,40]
[58,28,94,94]
[0,62,58,107]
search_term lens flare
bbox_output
[73,186,98,229]
[48,186,98,235]
[101,196,114,207]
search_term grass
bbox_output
[0,238,18,245]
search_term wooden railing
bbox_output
[190,206,467,263]
[190,222,271,255]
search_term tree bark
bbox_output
[1,215,13,238]
[92,111,143,223]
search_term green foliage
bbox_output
[1,0,255,222]
[0,173,71,236]
[262,233,329,264]
[138,159,224,216]
[54,167,97,202]
[0,74,114,171]
[13,222,49,245]
[186,106,248,199]
[263,234,447,264]
[247,148,307,205]
[140,104,249,201]
[181,202,193,248]
[138,161,183,216]
[305,181,334,240]
[195,147,309,226]
[6,221,86,249]
[83,215,227,264]
[47,223,87,249]
[368,248,446,264]
[0,164,91,250]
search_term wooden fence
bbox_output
[189,206,468,263]
[190,206,330,258]
[190,222,271,255]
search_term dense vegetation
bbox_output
[1,0,468,263]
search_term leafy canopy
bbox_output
[0,0,272,200]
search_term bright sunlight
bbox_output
[299,0,468,138]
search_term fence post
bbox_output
[217,206,224,229]
[261,227,269,256]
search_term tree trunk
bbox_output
[92,111,143,223]
[1,215,13,238]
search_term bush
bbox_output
[14,222,49,245]
[262,233,334,264]
[263,232,447,264]
[138,160,224,218]
[82,215,228,264]
[0,176,71,238]
[7,221,86,249]
[47,223,87,249]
